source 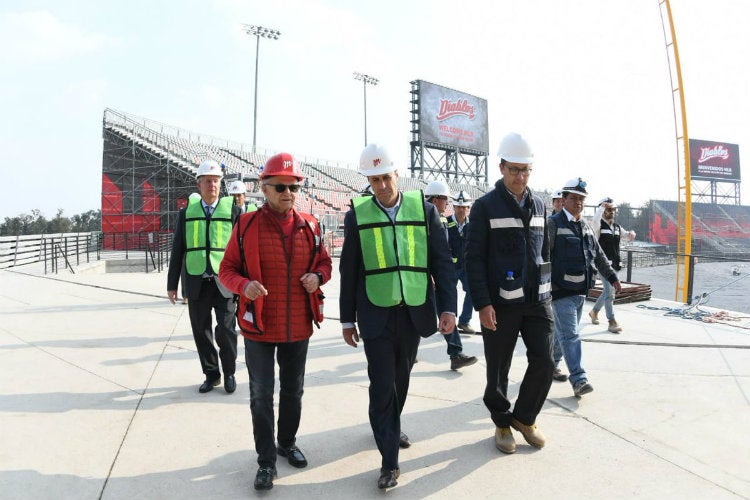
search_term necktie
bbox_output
[204,205,213,217]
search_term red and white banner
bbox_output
[416,80,489,153]
[689,139,741,181]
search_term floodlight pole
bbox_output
[353,72,379,146]
[244,24,281,153]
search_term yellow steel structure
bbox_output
[658,0,693,303]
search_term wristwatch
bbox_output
[314,272,324,286]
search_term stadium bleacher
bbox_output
[650,200,750,256]
[103,108,498,236]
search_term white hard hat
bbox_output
[452,190,472,206]
[561,177,588,196]
[227,180,246,195]
[552,190,563,199]
[189,192,202,200]
[497,132,534,164]
[359,144,396,176]
[598,196,616,208]
[424,180,451,198]
[196,159,224,178]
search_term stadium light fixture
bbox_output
[244,24,281,153]
[353,72,379,147]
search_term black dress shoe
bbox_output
[254,466,277,490]
[377,467,400,489]
[399,431,411,448]
[224,375,236,393]
[277,445,308,468]
[450,353,478,371]
[198,377,220,393]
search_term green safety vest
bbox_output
[185,196,233,275]
[352,191,429,307]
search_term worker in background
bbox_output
[447,190,477,334]
[548,189,568,382]
[424,180,478,371]
[589,197,635,333]
[167,160,240,395]
[548,178,621,398]
[227,179,257,213]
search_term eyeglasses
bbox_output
[434,195,448,201]
[505,166,533,176]
[264,183,301,193]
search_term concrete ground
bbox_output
[1,260,749,499]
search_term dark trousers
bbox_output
[482,301,554,427]
[435,289,463,357]
[187,279,237,379]
[456,267,474,326]
[245,337,309,468]
[362,306,420,470]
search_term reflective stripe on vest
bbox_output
[498,287,525,300]
[185,196,233,275]
[352,191,429,307]
[490,215,544,229]
[529,215,545,228]
[490,217,523,229]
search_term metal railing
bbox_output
[622,247,750,304]
[0,231,174,274]
[0,232,101,271]
[99,232,174,273]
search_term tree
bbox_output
[28,209,48,235]
[48,209,72,234]
[0,208,100,236]
[71,209,102,232]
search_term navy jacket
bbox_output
[466,180,550,310]
[547,210,618,300]
[447,214,469,271]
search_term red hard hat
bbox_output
[260,152,304,180]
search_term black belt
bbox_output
[202,275,215,281]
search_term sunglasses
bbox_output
[264,183,301,193]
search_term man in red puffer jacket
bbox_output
[219,152,332,492]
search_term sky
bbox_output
[1,0,748,220]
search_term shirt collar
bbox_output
[374,192,401,221]
[504,185,528,206]
[562,207,581,222]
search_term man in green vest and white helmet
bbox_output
[167,159,241,394]
[340,144,457,490]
